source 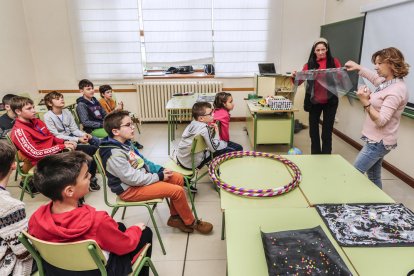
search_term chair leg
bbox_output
[165,198,170,208]
[221,212,225,240]
[121,207,127,219]
[134,257,158,276]
[19,176,33,201]
[184,177,198,220]
[146,205,166,255]
[146,258,159,276]
[14,170,18,181]
[111,207,119,218]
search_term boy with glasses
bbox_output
[176,102,230,172]
[99,110,213,234]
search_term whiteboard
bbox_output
[360,0,414,110]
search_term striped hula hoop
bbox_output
[208,151,302,197]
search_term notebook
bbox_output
[258,63,277,76]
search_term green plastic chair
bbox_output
[5,133,35,200]
[94,150,167,255]
[164,135,211,221]
[18,231,158,276]
[91,128,108,138]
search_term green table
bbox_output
[219,156,309,210]
[225,208,357,276]
[343,247,414,276]
[245,99,298,150]
[166,93,215,154]
[285,155,395,205]
[219,156,309,240]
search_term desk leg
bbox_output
[168,111,171,155]
[290,112,295,148]
[253,114,257,151]
[221,211,225,240]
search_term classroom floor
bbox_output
[8,121,414,276]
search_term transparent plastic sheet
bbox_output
[294,68,353,103]
[261,226,353,275]
[316,203,414,247]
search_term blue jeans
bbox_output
[354,141,390,189]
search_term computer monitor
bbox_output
[258,63,276,76]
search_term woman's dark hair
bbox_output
[305,39,337,104]
[307,41,336,70]
[34,151,91,201]
[213,92,232,109]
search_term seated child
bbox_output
[99,110,212,234]
[213,92,243,151]
[76,79,107,137]
[177,102,234,170]
[29,151,153,276]
[98,84,123,114]
[98,84,143,149]
[10,96,100,192]
[0,141,33,275]
[10,96,75,192]
[43,91,101,191]
[0,94,17,139]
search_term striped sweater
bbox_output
[0,189,33,275]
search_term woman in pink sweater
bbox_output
[345,47,409,188]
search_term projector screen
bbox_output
[361,0,414,110]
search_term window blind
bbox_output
[141,0,213,67]
[213,0,282,77]
[67,0,143,80]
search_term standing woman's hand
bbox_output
[345,60,362,72]
[356,85,371,106]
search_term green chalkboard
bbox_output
[321,16,365,92]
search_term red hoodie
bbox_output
[11,118,65,165]
[29,202,142,256]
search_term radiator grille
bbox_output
[137,81,223,122]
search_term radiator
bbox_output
[137,81,223,122]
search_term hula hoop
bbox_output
[208,151,302,197]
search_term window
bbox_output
[68,0,143,80]
[68,0,282,80]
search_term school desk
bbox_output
[218,156,309,239]
[245,99,298,150]
[225,208,357,276]
[284,155,395,206]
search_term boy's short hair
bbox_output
[192,102,212,120]
[34,151,91,201]
[2,94,17,106]
[103,110,130,138]
[99,85,112,97]
[9,96,34,114]
[44,91,63,110]
[78,79,94,90]
[0,141,16,180]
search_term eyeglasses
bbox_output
[120,122,135,129]
[202,111,213,117]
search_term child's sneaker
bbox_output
[167,216,194,233]
[188,219,213,234]
[185,184,198,193]
[89,177,101,192]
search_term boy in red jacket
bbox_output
[10,96,75,172]
[29,151,152,276]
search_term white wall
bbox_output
[325,0,414,179]
[0,0,37,95]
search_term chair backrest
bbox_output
[5,133,28,177]
[19,231,107,275]
[70,105,82,128]
[190,135,208,171]
[93,149,113,208]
